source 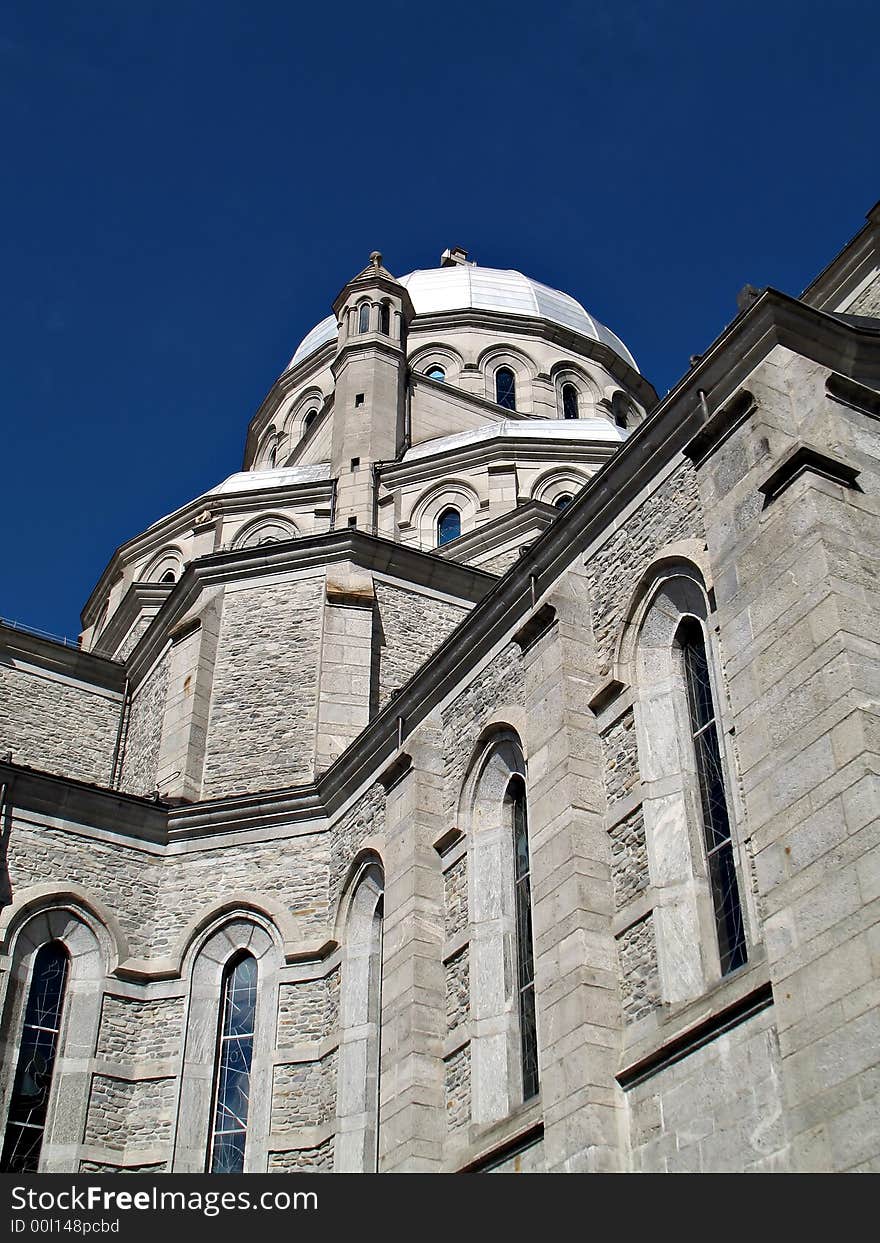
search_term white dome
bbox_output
[287,265,638,371]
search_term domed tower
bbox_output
[330,252,415,531]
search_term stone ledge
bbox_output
[453,1098,544,1173]
[758,441,862,508]
[266,1123,334,1153]
[617,965,773,1090]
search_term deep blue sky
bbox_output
[2,1,878,639]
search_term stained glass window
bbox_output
[437,507,461,546]
[1,941,69,1173]
[208,953,257,1174]
[679,620,747,975]
[562,384,579,419]
[495,367,516,411]
[509,778,539,1101]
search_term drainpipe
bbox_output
[109,675,130,790]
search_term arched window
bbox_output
[677,620,747,976]
[267,445,277,469]
[358,302,371,334]
[426,365,445,382]
[612,392,630,429]
[562,384,579,420]
[302,409,318,437]
[335,862,384,1172]
[437,507,461,546]
[554,494,573,511]
[508,778,538,1101]
[495,367,517,411]
[208,953,257,1174]
[378,301,390,335]
[1,942,69,1173]
[160,570,176,585]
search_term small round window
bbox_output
[426,365,445,382]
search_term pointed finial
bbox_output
[370,250,383,269]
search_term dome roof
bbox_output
[287,265,638,371]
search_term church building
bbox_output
[1,204,878,1173]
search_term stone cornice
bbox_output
[380,433,617,490]
[1,761,167,846]
[800,200,880,310]
[93,582,170,659]
[0,622,125,694]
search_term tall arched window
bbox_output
[335,862,384,1172]
[1,942,69,1173]
[302,409,318,437]
[677,620,747,975]
[358,302,371,334]
[495,367,517,411]
[437,507,461,546]
[508,778,538,1101]
[562,383,579,420]
[378,301,390,335]
[208,953,257,1174]
[612,392,630,428]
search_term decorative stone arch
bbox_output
[624,558,750,1005]
[231,514,299,550]
[531,466,591,509]
[602,385,641,430]
[333,852,385,1172]
[548,360,601,419]
[141,545,185,585]
[282,387,326,443]
[0,896,109,1172]
[477,344,538,414]
[408,342,464,386]
[409,478,482,549]
[457,726,537,1125]
[256,424,280,470]
[173,912,282,1173]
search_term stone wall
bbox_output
[268,1138,334,1171]
[201,577,324,797]
[617,913,660,1022]
[97,996,185,1062]
[608,807,649,912]
[85,1076,176,1155]
[444,1046,470,1133]
[601,709,639,806]
[627,1007,790,1171]
[0,658,119,787]
[374,582,467,709]
[119,652,168,796]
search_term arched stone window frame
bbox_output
[458,728,538,1125]
[409,479,481,551]
[620,558,751,1003]
[140,546,185,586]
[0,901,107,1173]
[256,425,279,471]
[550,363,599,420]
[603,386,640,432]
[531,467,590,509]
[231,514,299,550]
[357,300,372,335]
[332,854,384,1173]
[409,343,464,387]
[173,915,281,1173]
[281,387,326,447]
[478,346,537,415]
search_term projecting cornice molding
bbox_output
[0,622,125,694]
[758,442,862,508]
